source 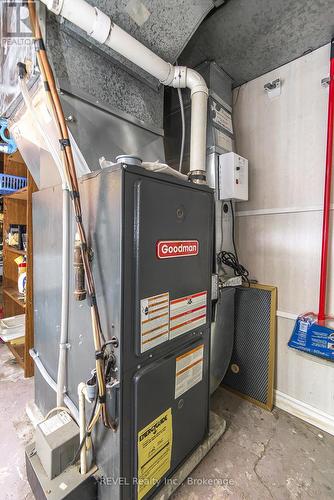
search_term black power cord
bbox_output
[218,200,250,286]
[217,250,250,286]
[229,200,239,260]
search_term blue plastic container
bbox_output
[0,174,27,195]
[289,313,334,361]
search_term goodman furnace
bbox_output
[30,161,214,499]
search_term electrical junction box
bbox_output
[35,411,80,480]
[218,152,248,201]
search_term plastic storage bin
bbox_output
[0,173,27,195]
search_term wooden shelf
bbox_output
[6,342,24,368]
[2,151,37,377]
[3,286,26,309]
[5,245,26,256]
[5,187,28,201]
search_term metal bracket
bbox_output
[264,78,281,98]
[321,76,330,88]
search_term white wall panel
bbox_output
[233,43,334,419]
[234,44,329,212]
[276,317,334,416]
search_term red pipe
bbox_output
[318,38,334,324]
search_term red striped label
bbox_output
[170,291,207,339]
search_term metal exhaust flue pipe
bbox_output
[40,0,208,183]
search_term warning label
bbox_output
[39,411,71,436]
[215,129,233,152]
[140,293,169,353]
[211,102,233,133]
[137,408,172,500]
[170,291,207,339]
[175,345,204,399]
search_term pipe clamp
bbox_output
[171,66,187,88]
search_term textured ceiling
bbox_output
[180,0,334,86]
[62,0,214,87]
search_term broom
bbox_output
[289,38,334,360]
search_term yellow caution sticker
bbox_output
[137,408,172,500]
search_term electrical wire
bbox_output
[42,406,72,422]
[217,200,250,285]
[27,1,116,432]
[217,250,250,286]
[177,87,185,172]
[71,390,98,467]
[229,200,239,260]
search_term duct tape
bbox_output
[47,0,64,15]
[125,0,151,27]
[172,67,187,88]
[89,7,112,44]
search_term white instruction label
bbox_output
[212,102,233,134]
[170,291,207,339]
[215,129,233,152]
[140,292,169,352]
[39,411,71,436]
[175,345,204,398]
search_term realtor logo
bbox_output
[1,1,33,46]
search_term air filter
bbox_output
[223,284,277,410]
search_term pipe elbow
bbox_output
[169,67,208,97]
[186,68,208,97]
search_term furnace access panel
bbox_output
[119,165,214,499]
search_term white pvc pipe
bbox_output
[40,0,208,178]
[78,383,87,474]
[189,91,208,173]
[177,88,185,172]
[30,348,79,422]
[105,23,173,84]
[56,187,70,407]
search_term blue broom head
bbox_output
[289,312,334,361]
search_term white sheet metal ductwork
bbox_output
[41,0,209,182]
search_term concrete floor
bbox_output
[0,343,334,500]
[0,343,34,500]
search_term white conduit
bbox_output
[78,383,87,474]
[30,349,79,422]
[41,0,208,179]
[56,188,70,407]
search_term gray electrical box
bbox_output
[35,411,80,479]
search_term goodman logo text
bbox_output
[156,240,199,259]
